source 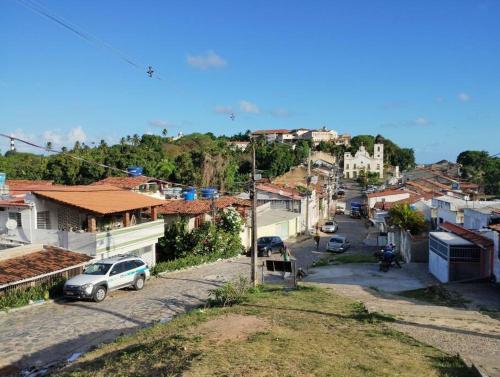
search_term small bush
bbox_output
[207,276,252,307]
[0,277,66,311]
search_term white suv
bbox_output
[63,255,151,302]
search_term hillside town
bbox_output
[2,1,500,377]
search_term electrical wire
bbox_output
[0,133,251,196]
[16,0,163,79]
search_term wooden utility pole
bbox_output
[251,141,258,286]
[305,147,311,233]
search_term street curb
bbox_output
[156,255,245,278]
[0,299,55,316]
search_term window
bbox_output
[345,164,349,170]
[353,163,357,169]
[377,164,380,170]
[110,262,126,275]
[123,261,137,272]
[367,164,371,170]
[8,212,21,228]
[377,146,380,152]
[37,211,51,229]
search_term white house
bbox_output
[463,204,500,230]
[343,143,384,179]
[433,196,500,226]
[0,185,165,266]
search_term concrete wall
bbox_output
[437,207,462,225]
[463,209,490,230]
[367,192,410,209]
[429,250,449,283]
[395,229,429,263]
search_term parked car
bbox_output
[251,236,285,257]
[321,220,338,233]
[335,205,345,215]
[63,255,151,302]
[326,236,350,253]
[337,189,345,196]
[350,207,362,218]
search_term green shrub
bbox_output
[207,276,252,307]
[0,277,66,311]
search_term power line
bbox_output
[16,0,161,79]
[0,133,251,196]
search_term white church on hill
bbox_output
[343,143,384,179]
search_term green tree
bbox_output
[388,203,426,235]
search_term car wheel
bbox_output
[266,249,272,257]
[133,275,145,290]
[93,286,107,302]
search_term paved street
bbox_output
[0,257,252,374]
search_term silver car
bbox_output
[326,236,350,253]
[63,255,151,302]
[321,220,338,233]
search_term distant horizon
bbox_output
[2,1,499,163]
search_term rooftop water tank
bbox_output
[127,166,143,177]
[0,172,6,186]
[201,187,218,199]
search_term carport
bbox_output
[429,232,483,283]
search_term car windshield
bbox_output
[258,237,272,244]
[330,238,344,243]
[83,263,112,275]
[325,222,335,226]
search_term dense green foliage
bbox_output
[457,150,500,196]
[154,208,244,275]
[0,278,65,311]
[388,203,426,235]
[0,131,415,188]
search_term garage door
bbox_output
[276,221,289,240]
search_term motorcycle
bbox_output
[373,247,402,272]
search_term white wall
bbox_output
[429,250,449,283]
[437,207,461,225]
[368,192,410,209]
[463,209,491,230]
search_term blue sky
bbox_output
[1,0,499,163]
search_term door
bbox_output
[108,262,128,289]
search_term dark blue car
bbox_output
[247,236,285,257]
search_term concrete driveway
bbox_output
[305,263,428,292]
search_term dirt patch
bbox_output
[196,314,270,342]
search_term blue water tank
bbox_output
[0,172,5,186]
[127,166,143,177]
[183,190,196,201]
[201,187,218,199]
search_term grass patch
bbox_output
[55,285,474,377]
[398,285,469,308]
[332,254,375,264]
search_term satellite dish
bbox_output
[6,219,17,231]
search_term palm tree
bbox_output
[388,203,426,235]
[162,128,168,137]
[46,141,53,151]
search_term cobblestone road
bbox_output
[0,257,252,373]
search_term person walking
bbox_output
[314,232,321,250]
[281,246,292,279]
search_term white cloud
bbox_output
[414,117,430,126]
[148,119,175,128]
[67,126,86,144]
[240,100,260,114]
[186,50,227,70]
[269,107,291,117]
[213,105,234,115]
[458,92,471,102]
[43,130,63,145]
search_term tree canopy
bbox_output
[457,150,500,196]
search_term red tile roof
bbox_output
[422,178,451,191]
[6,179,56,196]
[157,197,251,215]
[0,246,92,286]
[366,189,412,199]
[93,176,152,190]
[252,129,290,135]
[489,224,500,232]
[440,222,494,249]
[33,185,165,215]
[373,195,423,210]
[256,183,303,200]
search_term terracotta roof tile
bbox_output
[0,246,92,286]
[93,176,152,190]
[6,179,56,196]
[256,183,303,200]
[0,198,30,208]
[157,197,251,215]
[367,189,412,199]
[252,129,290,135]
[33,185,165,215]
[440,222,494,249]
[489,224,500,232]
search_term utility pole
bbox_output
[250,140,258,286]
[327,171,332,219]
[305,147,311,233]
